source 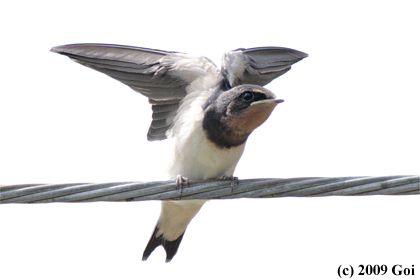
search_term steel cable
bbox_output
[1,175,418,204]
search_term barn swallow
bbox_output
[51,44,307,262]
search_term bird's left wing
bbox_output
[221,47,308,88]
[51,44,221,140]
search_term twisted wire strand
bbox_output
[1,175,419,204]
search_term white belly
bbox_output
[166,116,245,180]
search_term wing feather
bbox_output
[221,46,308,87]
[51,43,220,140]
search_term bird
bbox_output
[51,43,308,262]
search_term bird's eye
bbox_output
[242,92,254,101]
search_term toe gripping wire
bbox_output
[0,176,418,204]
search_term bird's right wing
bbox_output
[51,44,221,141]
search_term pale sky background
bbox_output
[1,1,419,279]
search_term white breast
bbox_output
[167,124,245,180]
[166,87,245,180]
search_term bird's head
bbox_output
[202,84,283,149]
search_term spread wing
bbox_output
[51,44,220,141]
[221,47,308,87]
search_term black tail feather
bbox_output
[142,227,162,261]
[142,226,185,262]
[163,232,185,262]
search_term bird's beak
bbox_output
[250,99,284,106]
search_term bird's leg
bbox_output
[222,175,239,194]
[175,175,189,198]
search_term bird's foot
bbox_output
[175,175,189,198]
[222,175,239,193]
